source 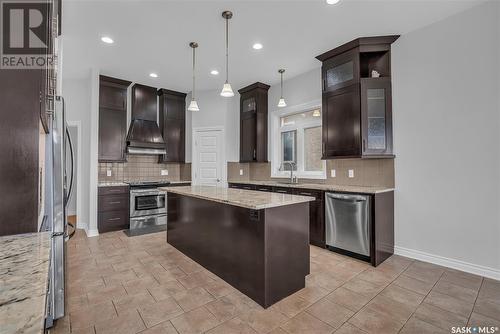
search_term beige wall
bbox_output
[228,159,394,188]
[98,155,191,182]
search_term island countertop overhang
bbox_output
[160,185,314,210]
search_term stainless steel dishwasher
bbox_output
[325,192,371,258]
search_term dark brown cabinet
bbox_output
[294,189,325,248]
[228,183,323,247]
[158,89,186,163]
[238,83,270,163]
[98,76,131,162]
[317,36,399,159]
[98,186,129,233]
[132,84,158,121]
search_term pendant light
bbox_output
[187,42,200,111]
[220,10,234,97]
[277,69,287,107]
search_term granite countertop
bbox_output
[161,186,314,210]
[98,181,128,187]
[0,232,51,334]
[228,180,394,194]
[98,181,191,187]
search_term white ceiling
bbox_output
[62,0,482,93]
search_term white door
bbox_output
[193,129,224,187]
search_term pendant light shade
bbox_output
[278,69,287,108]
[188,100,199,112]
[220,11,234,98]
[188,42,200,111]
[220,83,234,97]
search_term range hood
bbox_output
[126,119,166,155]
[126,83,166,155]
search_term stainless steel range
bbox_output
[126,181,170,236]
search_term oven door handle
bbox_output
[131,191,166,196]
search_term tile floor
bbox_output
[50,230,500,334]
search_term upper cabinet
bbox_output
[238,82,270,163]
[317,36,399,159]
[131,84,157,121]
[158,89,187,163]
[98,76,131,162]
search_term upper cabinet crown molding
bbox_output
[239,82,270,163]
[238,82,271,94]
[315,35,400,62]
[317,35,399,159]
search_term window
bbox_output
[281,130,297,171]
[272,107,325,179]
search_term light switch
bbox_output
[106,169,112,177]
[348,169,354,178]
[239,169,244,176]
[330,169,336,178]
[161,169,168,176]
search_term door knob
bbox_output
[217,179,220,182]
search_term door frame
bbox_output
[67,121,83,230]
[192,126,227,187]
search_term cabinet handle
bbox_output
[363,139,366,152]
[322,142,326,154]
[276,190,288,193]
[300,192,312,196]
[253,149,256,160]
[109,201,121,204]
[108,217,121,221]
[108,189,122,193]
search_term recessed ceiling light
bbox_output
[210,70,219,75]
[326,0,340,4]
[101,36,114,44]
[149,73,158,78]
[252,43,263,50]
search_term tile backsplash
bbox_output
[228,159,394,188]
[98,155,191,182]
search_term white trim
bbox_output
[86,229,99,238]
[67,121,84,230]
[88,68,100,237]
[270,99,325,180]
[394,245,500,280]
[192,126,227,187]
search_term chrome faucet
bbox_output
[283,162,298,184]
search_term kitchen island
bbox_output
[0,232,51,334]
[161,186,314,308]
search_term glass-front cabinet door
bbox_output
[361,78,393,156]
[322,49,359,92]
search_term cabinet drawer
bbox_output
[255,185,273,192]
[98,194,128,212]
[98,186,129,196]
[294,189,323,201]
[272,186,294,194]
[98,210,129,233]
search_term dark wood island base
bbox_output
[167,192,310,308]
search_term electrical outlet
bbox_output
[161,169,168,176]
[330,169,336,178]
[106,169,112,177]
[239,169,244,176]
[348,169,354,178]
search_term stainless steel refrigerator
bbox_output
[44,96,74,326]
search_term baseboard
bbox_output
[394,245,500,280]
[85,229,99,238]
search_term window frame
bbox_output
[270,100,326,180]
